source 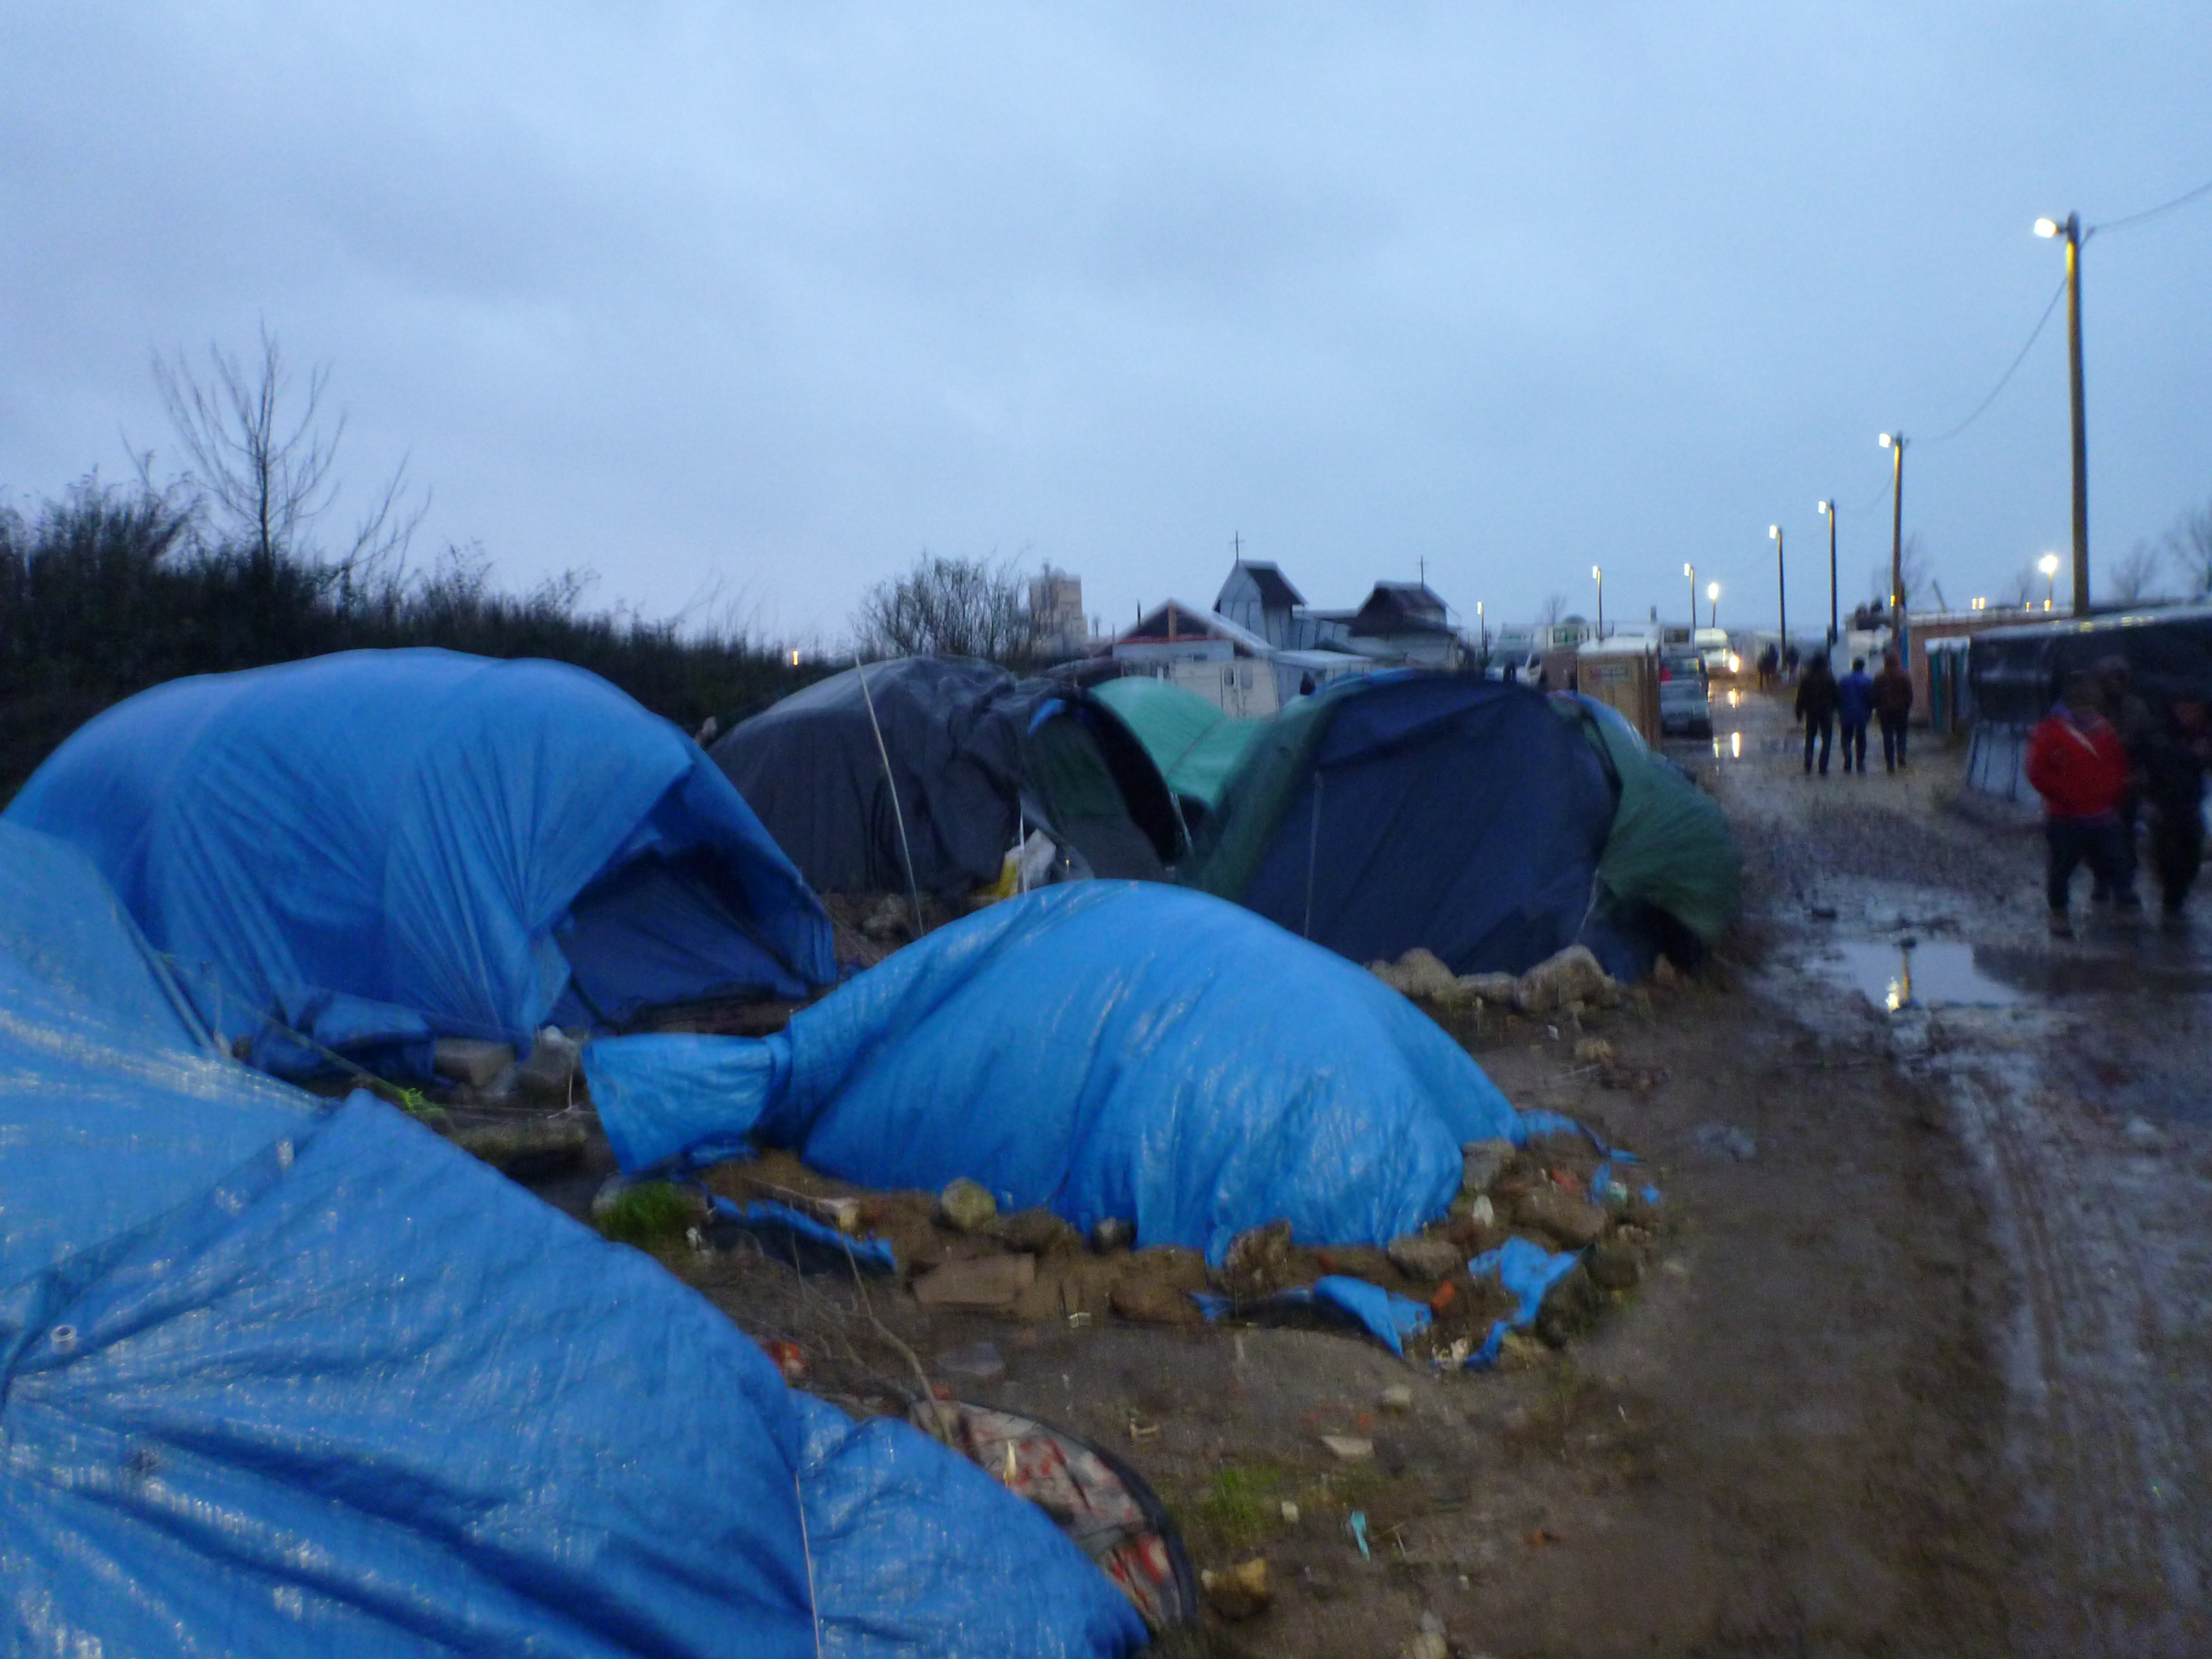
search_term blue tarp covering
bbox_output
[0,823,1144,1657]
[4,650,837,1077]
[585,883,1541,1260]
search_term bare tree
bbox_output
[1538,592,1567,628]
[1866,532,1934,607]
[2002,564,2038,608]
[2163,499,2212,597]
[2105,539,2164,604]
[851,551,1038,664]
[151,324,425,585]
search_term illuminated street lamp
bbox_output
[1815,499,1839,644]
[1707,580,1720,629]
[2039,551,2060,610]
[2036,212,2090,616]
[1879,432,1909,649]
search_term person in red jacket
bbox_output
[2026,670,2140,936]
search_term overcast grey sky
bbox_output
[4,3,2207,643]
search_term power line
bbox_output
[2090,171,2212,237]
[1918,275,2067,448]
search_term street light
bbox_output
[1707,581,1720,629]
[1815,499,1838,645]
[1684,563,1696,634]
[1475,599,1486,659]
[1879,431,1909,651]
[1592,565,1603,640]
[2036,211,2090,616]
[2039,551,2060,610]
[1768,524,1787,658]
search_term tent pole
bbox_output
[855,659,926,940]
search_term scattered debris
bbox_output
[1201,1557,1271,1620]
[1572,1036,1616,1065]
[1379,1383,1414,1412]
[1369,942,1624,1015]
[1387,1234,1467,1282]
[1402,1613,1451,1659]
[1346,1510,1372,1558]
[1511,1186,1608,1249]
[1320,1434,1374,1461]
[913,1255,1035,1310]
[1689,1121,1759,1160]
[937,1177,999,1233]
[433,1036,516,1089]
[936,1340,1006,1382]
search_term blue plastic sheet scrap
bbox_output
[712,1195,899,1274]
[1462,1237,1585,1370]
[1191,1275,1434,1358]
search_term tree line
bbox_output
[1,332,827,797]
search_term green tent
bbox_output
[1553,694,1742,947]
[1090,677,1264,818]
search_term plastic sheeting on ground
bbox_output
[585,882,1545,1261]
[709,656,1184,896]
[4,649,836,1078]
[1180,672,1632,976]
[0,822,1144,1658]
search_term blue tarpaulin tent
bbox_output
[0,822,1144,1657]
[4,650,838,1077]
[585,882,1544,1260]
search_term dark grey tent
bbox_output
[711,657,1184,896]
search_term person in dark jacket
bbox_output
[2026,670,2139,936]
[2140,692,2211,925]
[1837,656,1876,774]
[1794,655,1839,775]
[2097,656,2154,899]
[1872,650,1914,772]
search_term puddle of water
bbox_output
[1827,940,2021,1011]
[1825,938,2212,1010]
[1972,945,2212,999]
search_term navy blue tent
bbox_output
[1182,674,1630,976]
[5,650,838,1077]
[0,822,1144,1657]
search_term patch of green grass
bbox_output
[594,1181,695,1250]
[1182,1462,1292,1557]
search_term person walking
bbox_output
[1794,654,1839,775]
[2026,670,2140,937]
[2097,656,2154,900]
[1873,650,1914,772]
[2140,692,2211,927]
[1837,656,1876,774]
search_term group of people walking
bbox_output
[2027,659,2210,934]
[1794,650,1914,776]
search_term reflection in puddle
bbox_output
[1712,729,1745,760]
[1829,941,2020,1011]
[1825,938,2212,1010]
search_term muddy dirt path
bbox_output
[1706,686,2212,1657]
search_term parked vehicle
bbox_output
[1658,662,1713,737]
